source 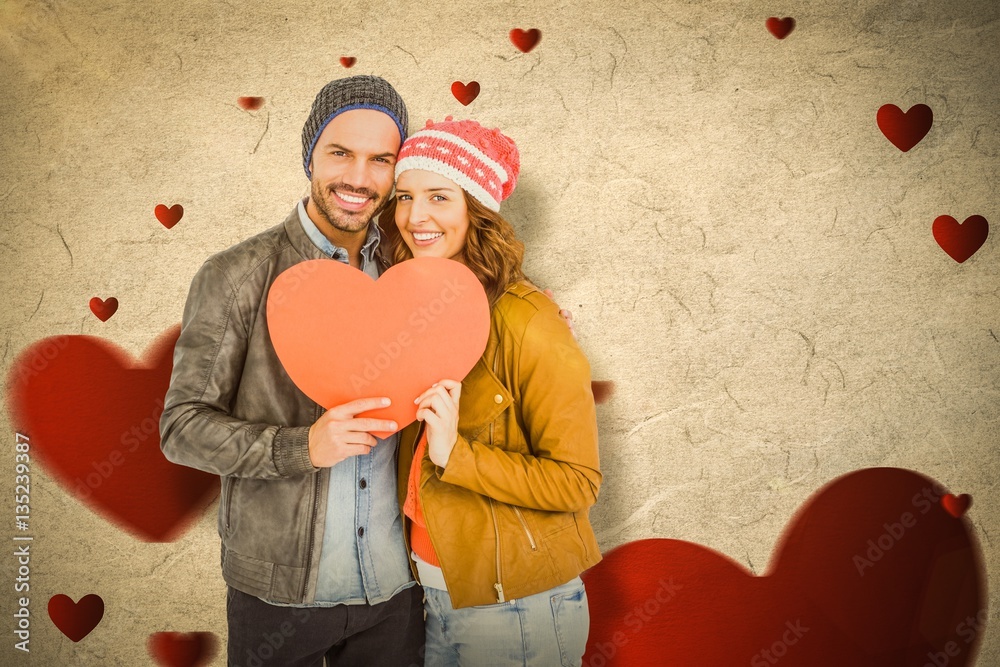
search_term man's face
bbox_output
[308,109,401,233]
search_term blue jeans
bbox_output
[422,576,589,666]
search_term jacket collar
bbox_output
[283,198,392,271]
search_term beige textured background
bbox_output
[2,0,998,664]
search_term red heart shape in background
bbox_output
[451,80,480,106]
[267,257,490,438]
[5,326,218,541]
[766,17,795,39]
[48,594,105,642]
[582,468,985,666]
[510,28,541,53]
[236,96,264,111]
[154,204,184,229]
[148,631,219,667]
[340,56,357,68]
[942,494,973,518]
[89,296,118,322]
[932,215,989,263]
[592,380,615,404]
[877,103,934,152]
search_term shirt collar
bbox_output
[297,197,383,264]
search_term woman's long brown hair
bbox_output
[377,190,529,307]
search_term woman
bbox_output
[379,116,603,666]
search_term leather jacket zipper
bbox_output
[301,408,322,601]
[490,344,505,602]
[225,477,237,531]
[511,505,537,551]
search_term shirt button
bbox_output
[357,527,365,538]
[494,394,503,404]
[359,478,367,490]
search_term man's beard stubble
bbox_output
[310,179,389,234]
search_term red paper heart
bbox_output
[932,215,989,263]
[877,103,933,152]
[766,16,795,39]
[48,594,104,642]
[583,468,985,665]
[267,257,490,438]
[148,631,219,667]
[340,56,357,68]
[89,297,118,322]
[942,493,972,518]
[510,28,541,53]
[451,81,480,106]
[5,326,218,541]
[236,96,264,111]
[155,204,184,229]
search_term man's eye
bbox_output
[332,150,347,156]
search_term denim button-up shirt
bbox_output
[263,198,414,607]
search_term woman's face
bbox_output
[394,169,471,264]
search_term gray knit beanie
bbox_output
[301,75,409,178]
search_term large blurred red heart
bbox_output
[877,103,933,152]
[48,594,104,642]
[148,631,219,667]
[510,28,541,52]
[5,326,218,541]
[451,81,480,106]
[932,215,988,263]
[266,257,490,437]
[582,468,985,666]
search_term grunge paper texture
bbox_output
[1,0,997,664]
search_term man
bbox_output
[159,75,423,666]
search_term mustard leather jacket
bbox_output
[396,279,603,609]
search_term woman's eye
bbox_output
[397,194,411,201]
[432,195,447,201]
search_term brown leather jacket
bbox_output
[159,205,392,604]
[396,280,603,609]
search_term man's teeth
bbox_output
[414,232,444,241]
[337,192,368,204]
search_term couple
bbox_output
[160,75,602,667]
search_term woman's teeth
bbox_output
[413,232,444,241]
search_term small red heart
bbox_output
[942,493,972,518]
[932,215,989,263]
[154,204,184,229]
[592,380,615,404]
[510,28,541,53]
[48,594,104,642]
[340,56,357,68]
[451,81,480,106]
[877,103,933,152]
[149,631,219,667]
[5,326,219,541]
[766,16,795,39]
[236,96,264,111]
[89,297,118,322]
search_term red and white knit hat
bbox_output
[394,116,520,212]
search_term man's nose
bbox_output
[341,158,374,190]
